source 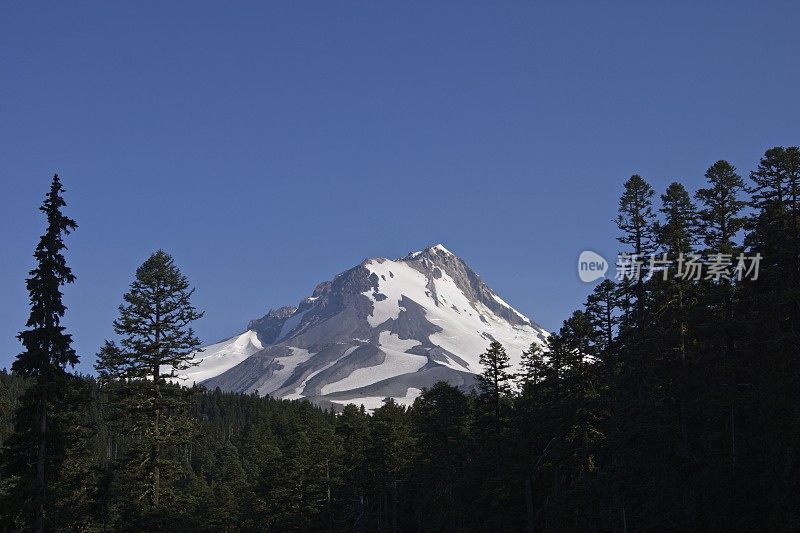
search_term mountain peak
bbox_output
[188,244,547,410]
[401,243,455,261]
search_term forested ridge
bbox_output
[1,146,799,532]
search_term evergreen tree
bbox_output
[695,160,746,469]
[584,279,619,356]
[513,340,556,532]
[613,175,678,528]
[747,148,800,287]
[617,174,658,256]
[3,174,77,532]
[616,174,657,322]
[657,182,698,257]
[530,311,604,530]
[747,148,800,397]
[95,250,203,519]
[477,341,514,423]
[409,382,471,531]
[471,342,518,530]
[334,403,370,528]
[517,341,548,391]
[735,147,800,527]
[653,181,702,487]
[696,161,746,254]
[366,399,415,532]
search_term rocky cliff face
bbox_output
[182,244,547,410]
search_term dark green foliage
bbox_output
[517,342,548,390]
[657,181,698,256]
[616,174,658,258]
[476,341,514,415]
[408,382,471,531]
[106,250,204,381]
[696,160,746,253]
[13,174,79,377]
[616,174,658,329]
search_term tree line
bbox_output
[1,146,799,531]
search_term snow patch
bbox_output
[180,330,263,385]
[256,347,313,396]
[283,346,359,400]
[330,387,422,411]
[378,330,421,353]
[320,332,426,395]
[362,259,431,327]
[362,259,545,374]
[490,292,530,322]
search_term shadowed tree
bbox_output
[517,341,548,392]
[616,174,657,323]
[95,250,203,518]
[477,341,514,426]
[6,174,78,532]
[409,381,471,531]
[657,182,698,257]
[696,160,746,468]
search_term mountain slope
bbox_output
[183,244,547,409]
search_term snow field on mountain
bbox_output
[362,259,541,374]
[179,330,263,385]
[283,345,360,400]
[255,347,312,396]
[329,387,423,411]
[320,332,426,394]
[364,259,430,327]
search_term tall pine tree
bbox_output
[96,250,203,520]
[477,341,514,421]
[7,174,78,532]
[696,160,746,469]
[616,174,657,323]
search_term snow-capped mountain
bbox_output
[183,244,548,410]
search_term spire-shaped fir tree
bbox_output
[517,341,548,392]
[695,160,746,467]
[616,174,658,326]
[3,174,78,532]
[696,161,746,255]
[477,341,514,418]
[657,182,698,257]
[616,174,658,258]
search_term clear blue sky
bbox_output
[1,1,798,373]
